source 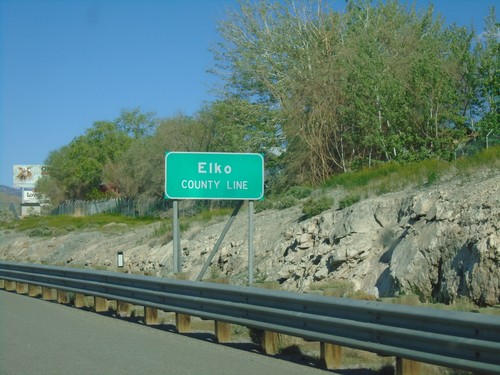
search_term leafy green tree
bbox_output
[198,98,282,155]
[104,114,206,199]
[213,0,480,183]
[114,107,157,139]
[39,121,131,201]
[474,7,499,139]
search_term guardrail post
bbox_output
[94,296,108,312]
[262,330,278,355]
[320,289,343,368]
[395,295,421,375]
[57,289,69,304]
[117,301,131,317]
[5,280,16,291]
[74,293,86,308]
[145,306,159,325]
[211,278,231,343]
[175,273,191,333]
[320,342,342,369]
[16,282,28,295]
[42,286,54,300]
[28,284,40,297]
[396,357,421,375]
[143,271,159,325]
[0,279,4,289]
[254,281,280,355]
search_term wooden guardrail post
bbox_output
[28,284,40,297]
[16,282,28,295]
[117,301,131,317]
[142,271,159,325]
[74,293,86,308]
[211,278,231,343]
[320,342,342,369]
[42,286,54,300]
[145,306,159,325]
[57,289,69,304]
[5,280,16,291]
[395,295,421,375]
[254,281,280,355]
[175,273,191,333]
[396,357,421,375]
[94,296,108,312]
[320,289,343,369]
[261,329,278,355]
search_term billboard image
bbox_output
[13,165,49,188]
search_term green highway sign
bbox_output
[165,152,264,200]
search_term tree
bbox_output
[474,7,499,139]
[39,121,131,201]
[198,98,282,154]
[213,0,479,183]
[114,107,157,139]
[104,114,206,199]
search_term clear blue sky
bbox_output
[0,0,497,187]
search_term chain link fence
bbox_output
[51,197,237,218]
[455,133,499,158]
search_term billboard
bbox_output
[13,165,49,188]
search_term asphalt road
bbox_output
[0,290,333,375]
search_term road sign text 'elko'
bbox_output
[165,152,264,200]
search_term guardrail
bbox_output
[1,261,499,375]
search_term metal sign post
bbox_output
[248,200,254,285]
[172,200,181,274]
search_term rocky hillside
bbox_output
[0,171,498,306]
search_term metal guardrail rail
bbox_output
[1,261,499,374]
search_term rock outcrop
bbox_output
[270,175,499,305]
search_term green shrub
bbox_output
[285,186,312,199]
[255,199,275,213]
[309,280,356,299]
[302,196,333,218]
[275,195,297,209]
[339,195,360,209]
[28,227,52,237]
